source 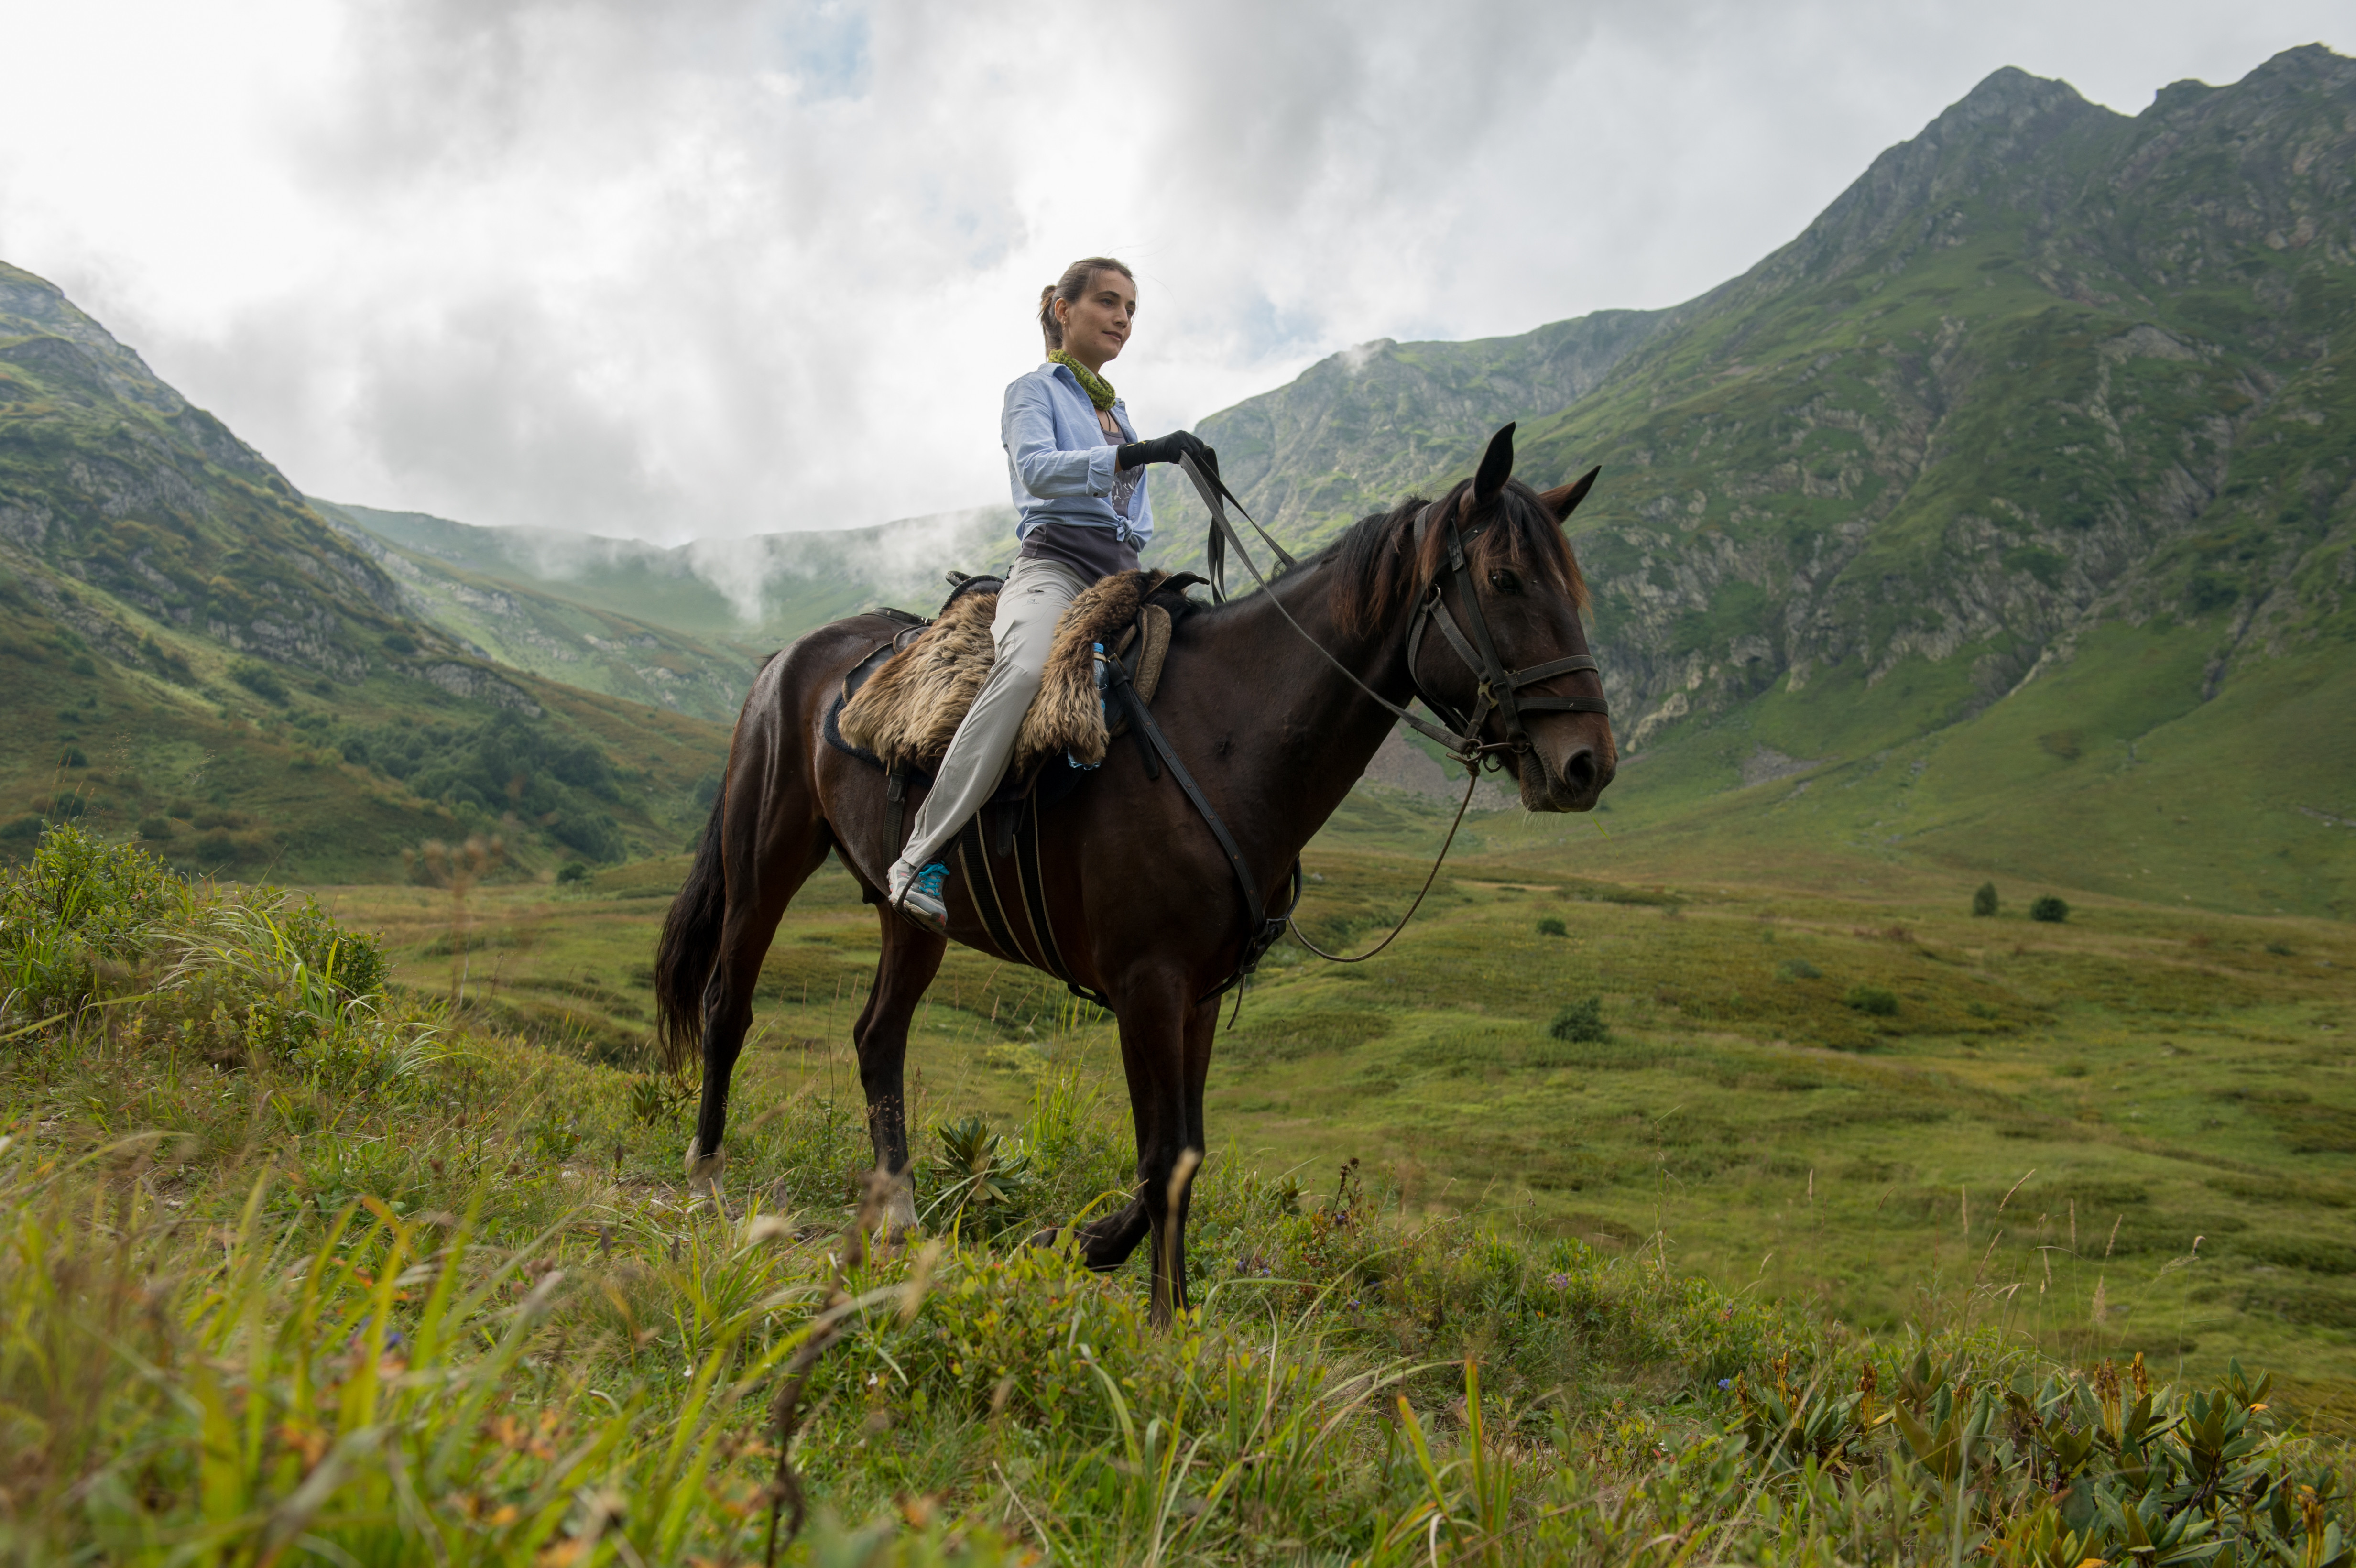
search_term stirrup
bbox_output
[891,860,949,935]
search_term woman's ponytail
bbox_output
[1038,256,1133,351]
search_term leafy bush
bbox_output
[1549,997,1609,1042]
[1844,984,1898,1016]
[136,817,175,840]
[57,746,88,769]
[1777,958,1822,980]
[381,630,418,654]
[556,860,591,884]
[229,658,288,703]
[1973,880,1999,916]
[0,825,185,1023]
[1536,915,1568,936]
[344,712,624,859]
[924,1114,1036,1238]
[2031,894,2070,923]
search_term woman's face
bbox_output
[1054,270,1136,370]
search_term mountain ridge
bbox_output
[0,260,727,877]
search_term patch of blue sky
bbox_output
[773,0,870,103]
[1229,291,1330,366]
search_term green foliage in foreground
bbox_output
[2,829,2352,1564]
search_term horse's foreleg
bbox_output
[1079,974,1204,1326]
[855,914,946,1235]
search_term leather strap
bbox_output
[1105,654,1288,1001]
[1179,456,1479,761]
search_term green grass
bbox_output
[9,827,2355,1563]
[294,776,2356,1445]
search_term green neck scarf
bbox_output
[1048,349,1118,412]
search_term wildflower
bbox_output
[1545,1272,1572,1290]
[1717,1378,1733,1390]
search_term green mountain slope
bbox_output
[0,261,726,878]
[311,499,1021,718]
[1144,307,1666,559]
[310,500,765,723]
[1139,46,2356,916]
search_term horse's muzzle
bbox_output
[1516,723,1616,813]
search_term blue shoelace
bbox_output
[911,862,948,898]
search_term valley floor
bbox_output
[319,786,2356,1435]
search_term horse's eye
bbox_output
[1488,567,1523,594]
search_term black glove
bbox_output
[1116,430,1217,474]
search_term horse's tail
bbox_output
[654,785,729,1075]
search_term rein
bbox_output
[1168,456,1611,967]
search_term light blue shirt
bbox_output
[1001,363,1153,548]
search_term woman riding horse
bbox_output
[886,256,1215,931]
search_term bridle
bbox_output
[1184,454,1608,773]
[1166,454,1612,973]
[1403,491,1610,768]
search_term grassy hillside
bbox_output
[1142,307,1667,559]
[1130,47,2356,918]
[315,785,2356,1434]
[0,261,731,879]
[9,828,2353,1562]
[322,498,1021,676]
[311,500,766,723]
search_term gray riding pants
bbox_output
[894,555,1089,874]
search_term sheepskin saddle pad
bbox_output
[839,568,1185,776]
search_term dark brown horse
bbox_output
[654,425,1615,1322]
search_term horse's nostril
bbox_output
[1560,747,1598,795]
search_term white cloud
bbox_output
[0,0,2342,542]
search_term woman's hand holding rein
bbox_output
[1117,430,1217,475]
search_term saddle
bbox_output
[823,566,1287,1010]
[837,567,1200,776]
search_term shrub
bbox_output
[1549,997,1609,1043]
[381,631,417,654]
[1536,915,1568,937]
[2030,895,2069,923]
[1777,958,1821,980]
[1843,985,1898,1016]
[230,659,289,703]
[136,817,175,840]
[0,826,186,1021]
[57,746,88,769]
[1972,881,1998,916]
[556,860,591,884]
[925,1114,1036,1237]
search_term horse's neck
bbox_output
[1216,563,1419,863]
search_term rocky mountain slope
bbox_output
[0,262,725,876]
[1145,45,2356,915]
[307,499,1020,722]
[1143,307,1665,551]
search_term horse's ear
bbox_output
[1472,423,1516,507]
[1537,465,1602,523]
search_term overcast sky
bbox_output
[0,1,2342,543]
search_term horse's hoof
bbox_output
[684,1141,727,1185]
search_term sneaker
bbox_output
[889,860,950,935]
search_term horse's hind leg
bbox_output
[687,805,829,1192]
[853,913,947,1233]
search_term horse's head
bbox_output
[1390,424,1616,812]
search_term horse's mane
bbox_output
[1327,478,1589,637]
